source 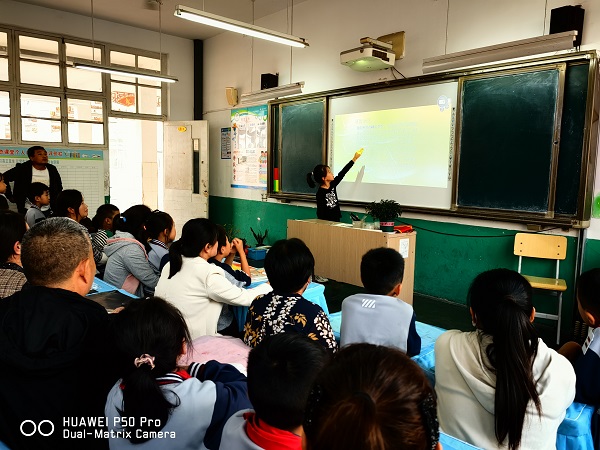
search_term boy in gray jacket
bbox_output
[341,247,421,356]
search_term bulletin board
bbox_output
[0,146,105,211]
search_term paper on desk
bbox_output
[232,262,268,283]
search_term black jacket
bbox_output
[3,160,63,213]
[316,160,354,222]
[0,285,117,450]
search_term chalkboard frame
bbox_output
[267,51,599,228]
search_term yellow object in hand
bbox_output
[357,148,364,155]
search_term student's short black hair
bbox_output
[27,182,49,204]
[360,247,405,295]
[0,210,27,263]
[215,224,228,250]
[577,269,600,321]
[27,145,46,158]
[247,333,329,430]
[92,203,119,230]
[264,238,314,293]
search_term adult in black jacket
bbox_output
[4,145,63,214]
[0,218,117,450]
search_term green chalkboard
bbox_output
[457,68,561,212]
[275,99,326,195]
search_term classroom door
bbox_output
[162,121,209,229]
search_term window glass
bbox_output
[68,98,103,122]
[0,59,7,81]
[20,93,61,119]
[66,67,102,91]
[0,116,9,140]
[138,86,161,115]
[68,122,104,144]
[66,43,101,62]
[0,32,7,49]
[19,36,58,63]
[0,91,9,115]
[21,118,61,142]
[20,60,60,86]
[110,51,135,67]
[111,82,136,113]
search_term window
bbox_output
[109,50,163,116]
[67,98,104,145]
[0,31,8,82]
[20,93,61,142]
[65,42,103,92]
[0,91,10,139]
[18,35,60,87]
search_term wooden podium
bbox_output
[287,219,416,304]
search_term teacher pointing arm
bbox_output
[306,149,363,222]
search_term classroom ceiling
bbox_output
[12,0,305,40]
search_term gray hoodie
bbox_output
[103,231,159,297]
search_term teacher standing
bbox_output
[4,145,63,214]
[306,149,362,222]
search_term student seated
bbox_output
[209,224,252,337]
[243,238,338,352]
[303,343,441,450]
[0,210,27,298]
[560,269,600,406]
[106,296,251,450]
[435,268,575,450]
[220,333,329,450]
[0,218,117,450]
[92,203,120,237]
[340,247,421,356]
[54,189,107,265]
[24,182,51,227]
[145,209,176,274]
[155,218,272,339]
[104,205,158,296]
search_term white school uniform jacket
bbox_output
[435,330,575,450]
[155,256,272,339]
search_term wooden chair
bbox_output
[514,233,567,345]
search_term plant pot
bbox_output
[380,220,395,232]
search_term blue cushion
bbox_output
[556,402,595,450]
[440,432,482,449]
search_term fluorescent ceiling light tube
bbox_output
[73,62,178,83]
[422,31,577,74]
[240,82,305,104]
[175,4,308,48]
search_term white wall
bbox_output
[0,0,194,121]
[203,0,600,230]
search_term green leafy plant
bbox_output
[250,217,268,246]
[365,199,403,221]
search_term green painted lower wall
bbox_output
[209,195,597,337]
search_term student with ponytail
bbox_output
[303,343,441,450]
[144,210,176,273]
[104,205,158,297]
[105,296,251,450]
[306,150,362,222]
[155,218,272,339]
[435,268,575,450]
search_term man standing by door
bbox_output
[4,145,63,214]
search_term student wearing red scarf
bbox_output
[220,333,329,450]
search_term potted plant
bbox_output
[250,217,268,247]
[365,199,403,232]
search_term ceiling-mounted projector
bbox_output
[340,37,396,71]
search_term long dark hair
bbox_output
[168,218,218,279]
[112,205,152,245]
[304,343,438,450]
[54,189,84,221]
[0,210,27,263]
[306,164,328,188]
[468,268,541,450]
[113,297,191,443]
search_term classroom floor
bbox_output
[323,279,562,349]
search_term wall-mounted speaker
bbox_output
[550,5,584,47]
[261,73,279,90]
[225,87,238,106]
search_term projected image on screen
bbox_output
[329,81,458,209]
[333,105,452,188]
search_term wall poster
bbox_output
[230,105,268,189]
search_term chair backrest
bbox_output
[514,233,567,260]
